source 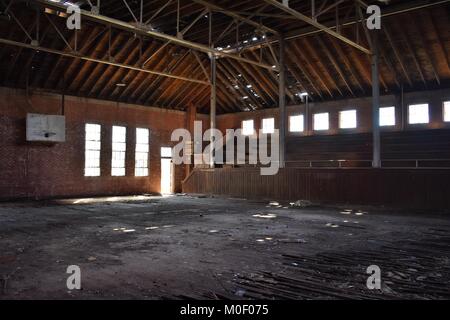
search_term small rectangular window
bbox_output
[339,110,357,129]
[112,126,126,176]
[444,101,450,122]
[135,128,149,177]
[408,104,429,124]
[289,115,304,132]
[85,124,101,177]
[262,118,275,134]
[242,119,254,136]
[313,113,329,131]
[161,147,172,158]
[380,106,396,126]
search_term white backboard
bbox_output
[26,113,66,142]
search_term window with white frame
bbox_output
[339,110,357,129]
[379,106,396,126]
[408,103,429,124]
[85,124,101,177]
[135,128,149,177]
[112,126,126,176]
[242,119,254,136]
[444,101,450,122]
[289,115,304,132]
[313,113,329,131]
[161,147,172,158]
[262,118,275,134]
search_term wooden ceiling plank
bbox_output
[291,40,336,98]
[328,36,366,94]
[246,50,284,101]
[383,27,413,87]
[96,39,141,98]
[227,58,274,106]
[410,18,441,85]
[316,35,355,97]
[284,46,324,99]
[141,49,191,104]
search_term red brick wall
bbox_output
[0,87,189,200]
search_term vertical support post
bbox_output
[278,36,286,169]
[74,29,78,52]
[140,0,143,25]
[371,31,381,168]
[335,5,339,34]
[210,55,217,169]
[305,95,310,135]
[108,25,111,61]
[176,0,180,37]
[36,6,40,43]
[185,102,197,177]
[208,9,215,169]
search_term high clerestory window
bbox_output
[444,101,450,122]
[289,115,304,132]
[262,118,275,134]
[313,113,329,131]
[408,104,429,124]
[242,119,254,136]
[379,106,396,126]
[339,110,357,129]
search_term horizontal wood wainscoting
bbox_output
[182,168,450,209]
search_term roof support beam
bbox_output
[145,0,173,24]
[189,0,279,36]
[33,0,276,71]
[0,38,210,85]
[261,0,371,54]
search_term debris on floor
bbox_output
[0,195,449,299]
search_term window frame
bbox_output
[408,103,430,125]
[261,117,275,134]
[84,123,102,177]
[289,114,304,133]
[443,101,450,123]
[135,128,149,177]
[379,106,396,127]
[111,125,127,177]
[339,109,357,129]
[242,119,255,136]
[313,112,330,131]
[160,147,173,158]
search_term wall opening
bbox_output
[161,147,173,194]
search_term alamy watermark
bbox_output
[66,265,81,290]
[171,121,280,176]
[366,265,381,290]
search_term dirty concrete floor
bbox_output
[0,195,449,300]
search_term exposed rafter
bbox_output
[33,0,277,71]
[0,38,210,85]
[261,0,371,54]
[189,0,279,36]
